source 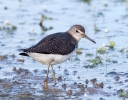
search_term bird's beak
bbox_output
[84,34,96,43]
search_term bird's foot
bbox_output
[52,71,56,85]
[43,78,49,89]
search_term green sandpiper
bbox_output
[19,25,96,88]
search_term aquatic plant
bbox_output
[41,5,46,11]
[4,20,17,30]
[84,93,88,100]
[119,89,128,98]
[118,48,125,53]
[94,24,101,33]
[97,48,106,54]
[0,20,17,35]
[87,55,102,66]
[104,29,116,49]
[81,0,92,5]
[106,59,118,64]
[86,53,93,57]
[29,28,35,42]
[39,15,53,32]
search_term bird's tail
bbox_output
[19,49,29,56]
[19,53,28,56]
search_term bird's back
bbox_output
[20,32,78,56]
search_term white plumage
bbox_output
[28,51,74,65]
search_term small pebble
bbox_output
[66,90,72,95]
[17,58,24,62]
[73,71,77,75]
[85,79,89,84]
[57,76,62,80]
[13,67,16,71]
[94,82,104,88]
[0,55,7,61]
[114,76,120,81]
[4,7,8,10]
[91,78,97,85]
[34,69,38,73]
[62,83,66,89]
[77,76,80,79]
[76,50,82,55]
[74,82,77,85]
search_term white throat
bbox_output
[71,35,82,41]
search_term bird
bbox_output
[19,25,96,89]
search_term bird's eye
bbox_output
[76,30,79,33]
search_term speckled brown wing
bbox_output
[20,32,78,55]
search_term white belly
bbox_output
[27,52,74,65]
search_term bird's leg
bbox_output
[43,64,50,89]
[51,65,56,85]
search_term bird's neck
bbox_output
[65,32,78,48]
[66,31,81,42]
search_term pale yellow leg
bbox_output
[43,64,50,89]
[51,65,56,85]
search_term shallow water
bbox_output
[0,0,128,99]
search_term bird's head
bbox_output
[68,25,96,43]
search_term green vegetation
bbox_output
[39,15,53,32]
[87,56,102,65]
[81,0,92,5]
[0,20,17,33]
[105,29,116,49]
[119,89,128,98]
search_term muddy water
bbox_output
[0,0,128,100]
